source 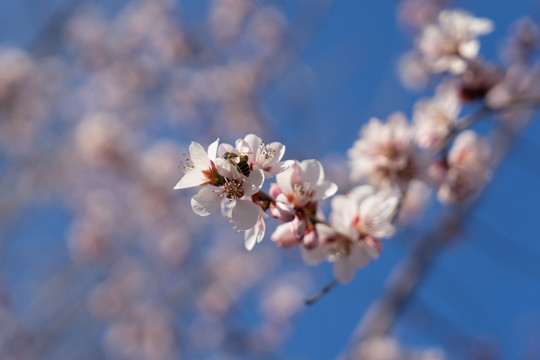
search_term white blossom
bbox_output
[413,85,461,149]
[174,139,266,232]
[302,185,398,283]
[418,10,494,74]
[270,159,337,247]
[174,139,220,190]
[430,130,491,203]
[218,133,290,179]
[348,112,426,190]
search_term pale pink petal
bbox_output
[315,180,338,201]
[174,170,207,189]
[243,134,262,152]
[244,217,265,251]
[333,260,355,283]
[243,169,264,196]
[217,143,235,158]
[191,187,220,216]
[231,199,260,230]
[349,244,370,268]
[300,246,326,266]
[189,141,211,168]
[271,223,300,248]
[300,159,323,184]
[207,138,219,161]
[235,139,252,155]
[276,165,295,193]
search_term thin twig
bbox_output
[304,278,339,305]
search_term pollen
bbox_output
[258,143,276,160]
[220,179,245,199]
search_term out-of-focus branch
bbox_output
[340,106,536,357]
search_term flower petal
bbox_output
[189,141,211,168]
[243,169,264,196]
[174,170,207,189]
[333,259,355,284]
[244,217,265,251]
[207,138,219,161]
[300,159,323,184]
[315,180,338,201]
[231,199,260,230]
[191,187,220,216]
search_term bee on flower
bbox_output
[174,136,292,251]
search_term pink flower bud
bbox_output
[269,183,282,198]
[303,229,318,250]
[289,215,306,239]
[270,202,295,222]
[271,223,301,248]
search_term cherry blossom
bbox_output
[430,130,491,203]
[413,84,462,149]
[174,139,265,231]
[270,159,337,247]
[417,10,494,74]
[174,139,221,190]
[301,185,398,283]
[348,112,426,190]
[218,134,290,179]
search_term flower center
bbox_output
[293,182,315,203]
[220,179,244,199]
[327,235,351,261]
[258,143,276,160]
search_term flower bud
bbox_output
[270,201,295,222]
[269,183,283,198]
[290,215,306,239]
[271,223,301,248]
[303,229,318,250]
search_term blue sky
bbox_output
[2,1,540,359]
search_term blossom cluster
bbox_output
[176,8,540,285]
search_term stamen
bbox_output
[258,143,276,160]
[219,179,244,199]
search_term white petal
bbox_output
[276,164,295,193]
[191,187,220,216]
[243,134,262,152]
[333,259,355,284]
[243,169,264,196]
[217,143,235,158]
[301,246,326,266]
[315,180,338,200]
[349,244,370,268]
[236,139,252,155]
[271,223,300,248]
[189,142,211,168]
[173,170,207,189]
[244,217,265,251]
[231,199,260,230]
[370,222,396,239]
[207,139,219,161]
[459,40,479,59]
[220,198,236,218]
[300,159,323,184]
[350,185,376,204]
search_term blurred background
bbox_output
[1,0,540,359]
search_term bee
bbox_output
[223,152,251,177]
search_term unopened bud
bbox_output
[271,223,301,248]
[303,230,318,250]
[269,183,282,198]
[290,216,306,239]
[270,202,295,222]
